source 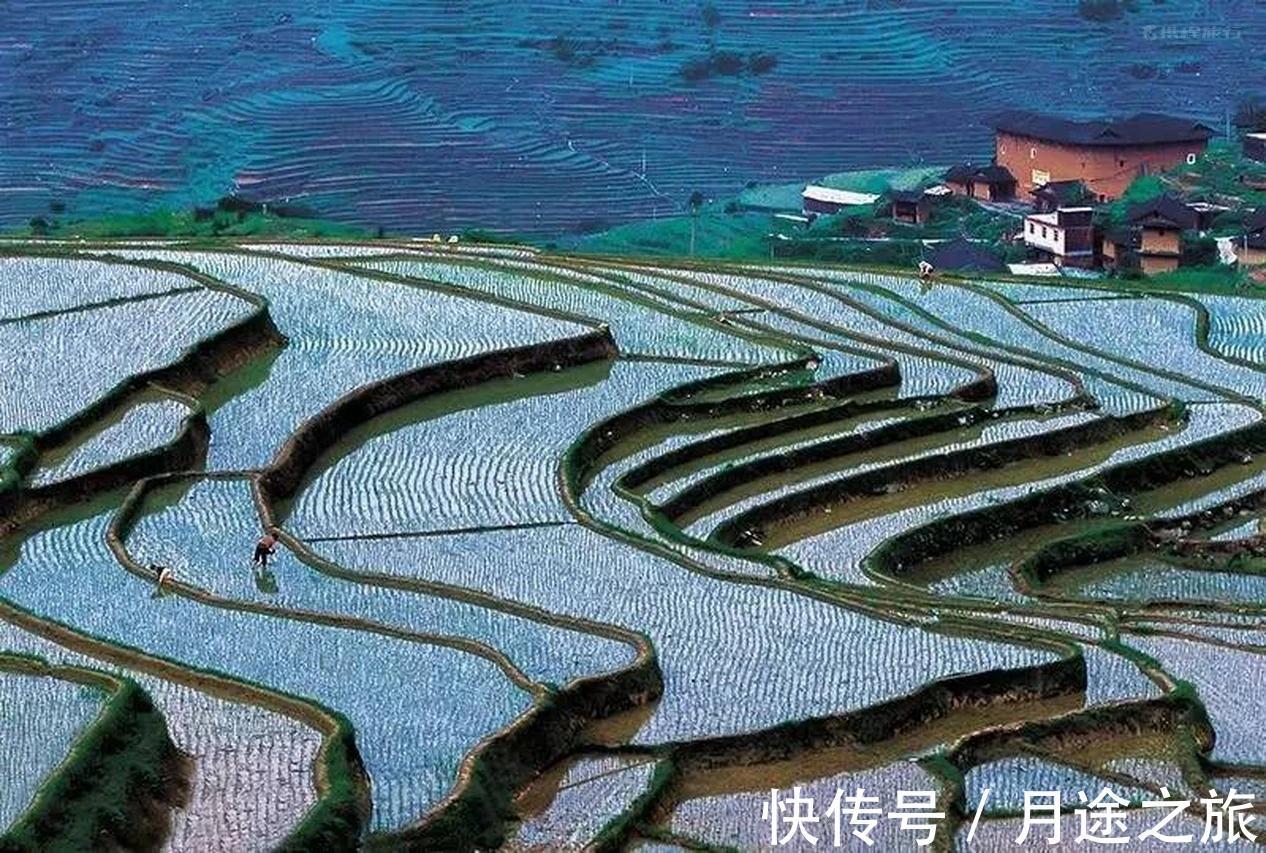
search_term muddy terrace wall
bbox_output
[564,356,903,500]
[579,650,1085,852]
[872,413,1266,580]
[258,329,619,502]
[942,689,1216,827]
[948,692,1213,769]
[1018,523,1155,588]
[618,394,917,493]
[1017,490,1266,591]
[711,404,1161,549]
[672,652,1083,769]
[0,405,210,538]
[374,661,662,851]
[0,255,281,537]
[662,403,1008,523]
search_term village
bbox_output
[792,111,1266,284]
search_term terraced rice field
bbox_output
[0,666,108,829]
[3,240,1266,850]
[31,395,193,487]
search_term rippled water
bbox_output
[0,504,533,832]
[0,671,104,828]
[32,397,191,486]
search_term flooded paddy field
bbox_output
[3,241,1266,849]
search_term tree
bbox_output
[688,191,706,256]
[1235,95,1266,133]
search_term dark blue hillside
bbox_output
[1,0,1261,234]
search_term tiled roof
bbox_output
[889,189,928,203]
[992,111,1215,147]
[927,238,1007,272]
[1033,180,1092,206]
[945,163,1016,184]
[1126,195,1199,230]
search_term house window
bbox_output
[1028,221,1035,233]
[1041,226,1048,238]
[1186,152,1197,165]
[1030,147,1037,160]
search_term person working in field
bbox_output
[253,529,279,570]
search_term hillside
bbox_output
[4,0,1264,235]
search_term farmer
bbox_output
[253,529,279,570]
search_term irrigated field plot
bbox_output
[2,241,1265,850]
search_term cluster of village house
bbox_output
[802,112,1266,277]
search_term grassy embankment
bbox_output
[558,143,1266,290]
[15,197,371,240]
[8,146,1263,293]
[0,657,183,853]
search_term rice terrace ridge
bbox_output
[4,2,1266,852]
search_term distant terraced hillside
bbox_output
[4,0,1265,234]
[2,240,1266,850]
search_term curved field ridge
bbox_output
[31,397,192,487]
[1,286,254,434]
[0,255,202,321]
[1,243,1265,851]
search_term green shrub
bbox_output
[1077,0,1137,21]
[1,678,180,853]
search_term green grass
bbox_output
[1115,265,1253,295]
[736,166,947,211]
[1099,142,1266,232]
[0,672,179,853]
[1172,142,1266,210]
[557,189,1022,266]
[1098,175,1168,230]
[555,211,778,259]
[15,208,372,241]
